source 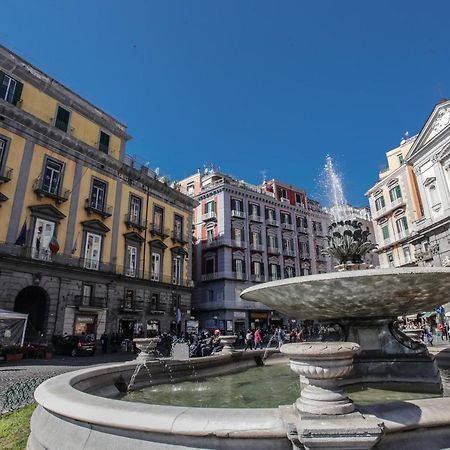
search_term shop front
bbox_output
[249,311,269,331]
[233,311,247,334]
[74,314,97,336]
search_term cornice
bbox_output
[0,45,130,140]
[0,100,196,212]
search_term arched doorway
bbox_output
[14,286,49,340]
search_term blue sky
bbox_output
[2,1,450,205]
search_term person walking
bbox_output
[100,332,108,354]
[244,330,254,350]
[254,327,263,350]
[276,327,284,348]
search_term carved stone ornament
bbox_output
[429,107,450,140]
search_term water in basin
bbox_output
[119,361,449,408]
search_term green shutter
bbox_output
[99,131,110,153]
[389,189,394,202]
[55,106,70,132]
[381,196,385,207]
[12,80,23,106]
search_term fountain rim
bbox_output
[240,266,450,298]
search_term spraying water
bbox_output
[321,156,350,222]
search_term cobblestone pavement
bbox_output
[0,352,135,413]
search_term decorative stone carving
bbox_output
[281,342,360,415]
[429,107,450,140]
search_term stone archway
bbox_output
[14,286,49,340]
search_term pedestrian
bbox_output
[254,327,263,350]
[444,323,449,341]
[100,332,108,354]
[424,323,433,346]
[244,330,254,350]
[276,327,284,348]
[437,323,444,341]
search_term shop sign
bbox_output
[226,320,233,332]
[234,311,246,319]
[75,315,95,324]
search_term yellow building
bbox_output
[0,45,196,341]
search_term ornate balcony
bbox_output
[124,213,146,231]
[33,178,70,204]
[84,199,112,218]
[0,165,12,183]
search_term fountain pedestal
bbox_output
[281,342,384,450]
[133,338,159,362]
[220,335,237,353]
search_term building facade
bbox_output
[406,100,450,267]
[366,137,423,268]
[0,45,196,341]
[179,169,332,333]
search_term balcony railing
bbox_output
[269,275,280,281]
[266,218,279,227]
[267,246,280,254]
[283,249,296,257]
[84,199,113,218]
[124,213,147,231]
[171,230,190,244]
[73,295,106,309]
[202,238,245,249]
[149,223,170,237]
[391,197,403,208]
[202,211,217,221]
[248,214,263,222]
[250,243,264,251]
[396,229,410,240]
[0,165,13,183]
[281,222,294,230]
[119,300,144,313]
[231,210,246,218]
[297,226,308,234]
[299,252,311,259]
[201,271,247,282]
[231,239,246,248]
[33,178,70,204]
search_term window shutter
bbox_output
[0,71,5,99]
[12,80,23,106]
[99,131,110,154]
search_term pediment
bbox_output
[29,204,66,222]
[149,239,167,250]
[0,192,8,202]
[171,245,188,256]
[80,219,110,234]
[407,100,450,161]
[123,232,145,243]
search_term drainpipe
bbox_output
[52,276,63,337]
[142,187,149,277]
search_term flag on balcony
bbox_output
[48,233,60,254]
[14,221,27,246]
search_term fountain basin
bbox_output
[240,268,450,320]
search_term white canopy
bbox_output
[0,309,28,346]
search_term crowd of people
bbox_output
[401,319,449,346]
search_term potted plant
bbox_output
[4,345,24,362]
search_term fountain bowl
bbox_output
[241,267,450,320]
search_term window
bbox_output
[268,235,277,248]
[251,231,261,246]
[234,259,244,279]
[0,72,22,105]
[90,179,107,211]
[299,241,310,256]
[387,252,395,268]
[129,195,142,224]
[205,257,215,274]
[252,261,262,278]
[55,106,70,132]
[151,252,161,281]
[231,198,243,211]
[206,228,214,243]
[250,204,260,216]
[232,227,242,244]
[124,289,134,309]
[284,239,294,252]
[398,154,404,165]
[153,206,164,232]
[186,184,195,196]
[389,185,402,202]
[82,284,93,306]
[375,196,385,211]
[207,290,214,302]
[428,184,440,208]
[172,255,182,285]
[84,232,102,270]
[403,246,411,263]
[278,187,288,200]
[174,215,183,240]
[42,158,63,195]
[285,266,295,278]
[313,221,323,233]
[99,131,110,154]
[32,218,55,261]
[295,193,304,206]
[396,216,409,236]
[0,137,7,168]
[151,293,160,310]
[205,201,215,213]
[281,212,291,225]
[381,225,390,241]
[270,264,280,280]
[266,208,276,220]
[126,245,138,277]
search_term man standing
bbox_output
[254,327,263,350]
[100,332,108,354]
